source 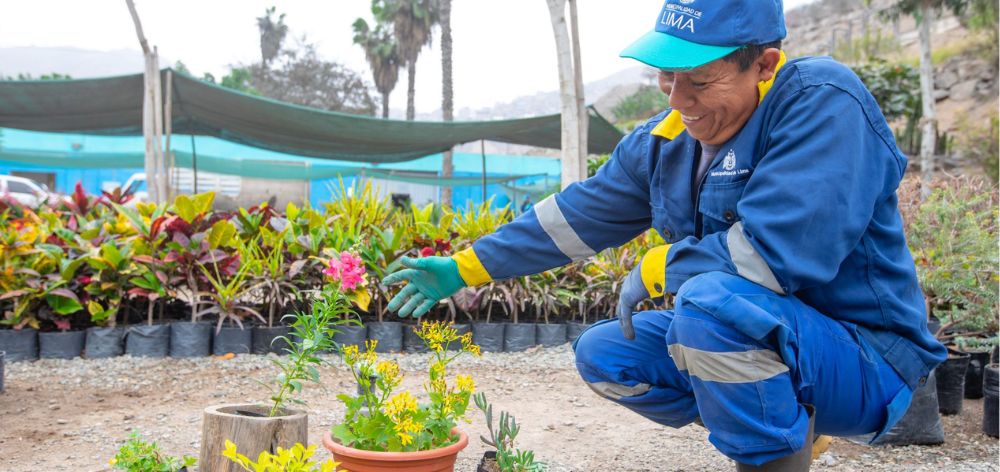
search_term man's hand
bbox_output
[382,256,466,318]
[616,266,649,340]
[615,244,671,340]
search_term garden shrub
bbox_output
[907,175,999,340]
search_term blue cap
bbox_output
[620,0,787,70]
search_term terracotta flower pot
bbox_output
[322,428,468,472]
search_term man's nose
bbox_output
[668,78,694,111]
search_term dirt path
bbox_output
[0,347,996,471]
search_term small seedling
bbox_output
[474,392,547,472]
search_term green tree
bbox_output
[219,67,259,96]
[963,0,999,66]
[353,8,401,119]
[249,46,378,115]
[257,6,289,66]
[439,0,455,207]
[173,61,192,76]
[851,61,920,122]
[3,72,72,80]
[381,0,438,121]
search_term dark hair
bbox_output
[722,41,782,71]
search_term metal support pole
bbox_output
[164,70,173,199]
[190,134,198,194]
[481,140,487,203]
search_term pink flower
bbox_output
[325,251,367,291]
[419,247,435,258]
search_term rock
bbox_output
[958,60,982,81]
[950,79,979,101]
[975,81,995,96]
[934,89,950,102]
[936,70,960,90]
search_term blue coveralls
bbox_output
[457,56,947,465]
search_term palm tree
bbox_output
[382,0,438,121]
[353,16,401,119]
[884,0,972,198]
[439,0,455,206]
[257,6,289,66]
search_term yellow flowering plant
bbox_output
[222,440,342,472]
[331,321,480,452]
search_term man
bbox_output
[382,0,945,469]
[520,195,533,214]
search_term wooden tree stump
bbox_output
[200,403,308,472]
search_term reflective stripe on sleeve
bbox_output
[726,221,785,295]
[534,195,596,261]
[585,381,652,400]
[668,343,789,384]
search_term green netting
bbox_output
[0,70,623,163]
[0,147,542,186]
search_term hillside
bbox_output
[0,46,150,79]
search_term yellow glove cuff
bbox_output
[452,247,492,287]
[640,244,671,298]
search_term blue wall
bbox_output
[0,128,560,209]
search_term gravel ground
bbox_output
[0,345,996,471]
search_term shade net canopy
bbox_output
[0,70,624,164]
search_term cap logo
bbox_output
[660,3,702,34]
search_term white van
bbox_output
[0,175,52,207]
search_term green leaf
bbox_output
[285,201,300,221]
[113,202,148,234]
[129,275,158,291]
[59,256,87,281]
[193,192,216,215]
[173,195,197,223]
[101,242,124,268]
[45,293,84,315]
[208,220,237,249]
[331,423,357,446]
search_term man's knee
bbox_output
[673,272,747,336]
[572,320,616,374]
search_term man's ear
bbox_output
[756,48,782,82]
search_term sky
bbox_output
[0,0,817,114]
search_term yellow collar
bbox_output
[651,51,787,140]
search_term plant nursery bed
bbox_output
[0,345,996,472]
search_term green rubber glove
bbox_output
[381,256,466,318]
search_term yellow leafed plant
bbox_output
[222,440,342,472]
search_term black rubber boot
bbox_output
[735,405,815,472]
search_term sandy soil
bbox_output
[0,347,996,472]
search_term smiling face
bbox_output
[665,48,780,145]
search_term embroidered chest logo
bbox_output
[723,149,736,170]
[710,149,750,178]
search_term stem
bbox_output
[147,299,154,326]
[938,330,991,342]
[268,382,291,418]
[268,300,275,328]
[188,271,198,322]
